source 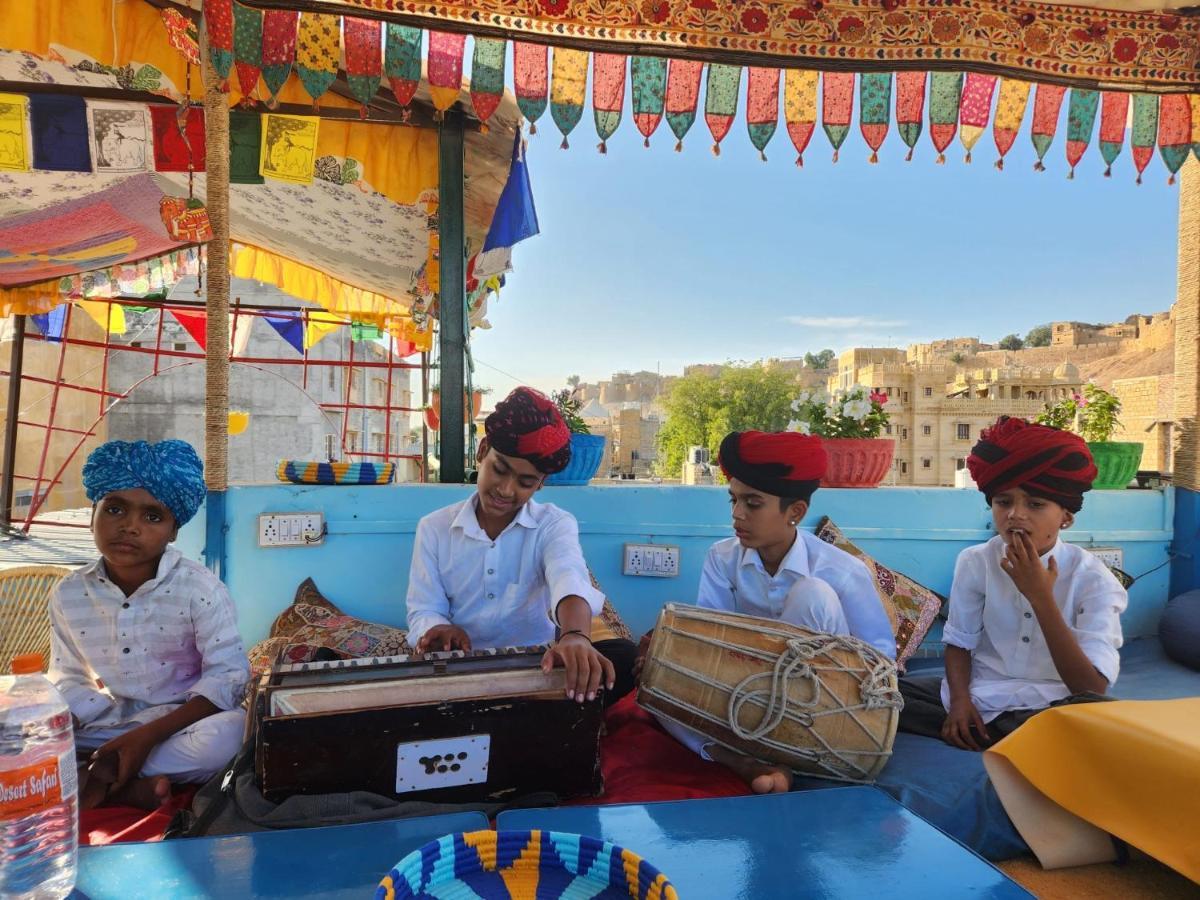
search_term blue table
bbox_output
[70,812,489,899]
[499,787,1032,899]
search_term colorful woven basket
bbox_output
[376,829,678,900]
[275,460,395,485]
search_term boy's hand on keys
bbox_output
[416,625,472,654]
[942,698,991,752]
[543,634,615,703]
[92,723,160,791]
[1000,531,1058,603]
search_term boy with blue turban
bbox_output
[48,440,250,810]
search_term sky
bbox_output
[469,108,1180,399]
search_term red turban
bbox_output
[718,431,827,500]
[967,416,1097,512]
[484,387,572,474]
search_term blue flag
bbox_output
[263,310,304,355]
[31,304,68,342]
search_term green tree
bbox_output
[656,364,797,478]
[1025,325,1052,347]
[804,349,836,370]
[998,333,1024,351]
[950,352,965,364]
[566,374,581,389]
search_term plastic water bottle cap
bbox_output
[10,653,44,674]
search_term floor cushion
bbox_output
[266,577,411,664]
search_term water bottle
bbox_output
[1,654,78,900]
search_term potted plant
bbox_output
[544,387,606,485]
[1035,384,1142,489]
[426,385,488,429]
[789,386,894,487]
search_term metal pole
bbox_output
[420,350,429,483]
[438,108,467,483]
[1,315,26,531]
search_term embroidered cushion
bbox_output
[814,517,942,671]
[268,577,411,664]
[588,569,634,643]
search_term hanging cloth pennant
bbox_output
[1030,83,1067,172]
[784,69,818,167]
[264,310,304,354]
[31,304,68,342]
[513,43,548,133]
[1132,94,1159,185]
[1098,92,1130,177]
[859,72,891,164]
[229,108,264,183]
[203,0,234,89]
[0,94,31,172]
[76,300,126,336]
[150,105,206,173]
[550,48,588,150]
[295,12,339,108]
[959,74,996,164]
[229,312,253,355]
[821,72,854,163]
[665,60,703,152]
[1158,94,1192,185]
[428,32,467,115]
[29,94,90,172]
[746,67,780,161]
[168,306,208,349]
[593,54,626,154]
[232,2,263,102]
[631,57,667,148]
[1191,95,1200,161]
[705,65,742,157]
[161,8,201,67]
[895,72,925,162]
[260,10,298,105]
[343,18,383,116]
[385,25,423,108]
[305,310,343,349]
[470,38,507,129]
[1064,89,1100,179]
[928,72,963,164]
[993,78,1031,170]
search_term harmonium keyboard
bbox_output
[251,646,604,804]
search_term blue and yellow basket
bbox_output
[275,460,395,485]
[377,829,678,900]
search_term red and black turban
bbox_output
[967,416,1097,512]
[484,387,572,475]
[718,431,827,501]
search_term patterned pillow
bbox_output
[588,569,634,643]
[268,578,411,664]
[814,517,943,671]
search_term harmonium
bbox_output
[251,646,604,804]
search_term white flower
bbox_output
[788,419,811,434]
[842,398,871,421]
[791,390,812,411]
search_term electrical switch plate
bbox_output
[258,512,325,547]
[1086,547,1123,570]
[623,543,680,577]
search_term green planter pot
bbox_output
[1087,441,1143,490]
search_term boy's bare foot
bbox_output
[706,744,794,794]
[108,775,172,811]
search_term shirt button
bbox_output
[1024,612,1031,619]
[488,593,495,599]
[1021,636,1031,643]
[122,602,130,609]
[123,647,131,654]
[487,569,494,575]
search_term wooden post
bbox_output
[0,315,25,531]
[1172,155,1200,594]
[438,108,467,483]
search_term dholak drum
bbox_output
[638,604,901,782]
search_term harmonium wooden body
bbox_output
[251,647,604,804]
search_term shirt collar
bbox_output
[994,534,1062,563]
[452,494,539,541]
[740,531,811,578]
[86,545,182,590]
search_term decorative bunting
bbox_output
[958,74,996,164]
[783,69,818,167]
[305,310,343,349]
[1030,83,1067,171]
[264,310,304,354]
[746,68,780,161]
[160,8,201,67]
[202,0,234,88]
[1099,92,1130,177]
[665,59,703,152]
[1158,94,1191,185]
[821,73,854,163]
[385,25,423,108]
[592,53,626,153]
[1064,89,1099,179]
[261,10,299,104]
[76,300,126,336]
[1191,95,1200,162]
[704,64,742,157]
[31,304,67,343]
[1132,94,1159,185]
[149,105,206,172]
[928,72,963,164]
[513,42,548,133]
[895,72,925,162]
[0,94,30,172]
[86,101,150,174]
[167,306,208,349]
[29,94,90,172]
[343,18,383,116]
[993,78,1031,170]
[295,12,339,106]
[427,32,467,114]
[470,38,507,128]
[858,73,890,164]
[631,56,667,148]
[229,109,264,184]
[259,112,318,184]
[550,48,588,150]
[232,2,263,101]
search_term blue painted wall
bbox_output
[177,484,1174,648]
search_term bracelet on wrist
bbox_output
[558,629,592,645]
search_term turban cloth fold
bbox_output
[484,387,572,474]
[718,431,827,500]
[83,439,206,527]
[967,416,1096,513]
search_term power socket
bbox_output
[259,512,325,547]
[1087,547,1123,570]
[623,543,680,577]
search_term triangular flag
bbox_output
[264,310,304,354]
[476,130,539,279]
[76,300,126,335]
[229,312,253,356]
[31,304,68,342]
[168,307,207,349]
[305,310,343,349]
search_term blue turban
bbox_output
[83,440,206,527]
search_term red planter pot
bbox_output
[820,437,895,488]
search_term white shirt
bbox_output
[941,536,1126,721]
[405,496,605,649]
[698,531,896,659]
[48,547,250,729]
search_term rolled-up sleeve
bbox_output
[541,512,603,623]
[186,582,250,711]
[943,549,986,652]
[48,590,113,726]
[405,517,453,647]
[1071,567,1127,685]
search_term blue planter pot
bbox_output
[545,433,606,486]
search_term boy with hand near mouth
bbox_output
[898,417,1126,750]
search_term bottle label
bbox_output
[0,753,73,821]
